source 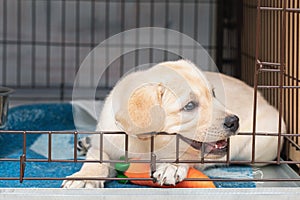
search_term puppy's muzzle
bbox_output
[223,115,239,133]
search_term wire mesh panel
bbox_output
[284,0,300,170]
[0,0,300,188]
[0,0,218,102]
[241,0,300,171]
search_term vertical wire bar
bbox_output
[120,0,125,78]
[277,0,287,164]
[20,131,27,183]
[90,0,95,49]
[293,0,297,146]
[125,133,129,162]
[228,9,233,75]
[266,0,270,104]
[120,0,125,77]
[175,134,180,163]
[164,0,169,61]
[252,0,262,164]
[17,0,22,87]
[100,132,103,162]
[287,0,291,146]
[208,0,214,57]
[22,131,27,162]
[48,131,52,162]
[272,0,276,106]
[46,0,51,88]
[105,0,110,87]
[296,0,300,146]
[245,2,249,83]
[2,0,7,85]
[178,0,184,58]
[90,0,96,88]
[261,0,265,99]
[284,0,290,160]
[75,0,80,73]
[250,3,253,84]
[226,138,231,165]
[135,0,140,68]
[290,1,294,130]
[150,135,156,176]
[293,0,298,146]
[289,0,294,149]
[19,154,26,183]
[201,143,205,163]
[274,0,277,105]
[243,2,245,82]
[268,1,278,108]
[242,2,245,81]
[61,0,66,99]
[31,0,36,88]
[74,131,78,162]
[216,0,224,73]
[236,0,243,78]
[263,0,266,102]
[149,0,154,64]
[193,0,199,64]
[291,0,296,154]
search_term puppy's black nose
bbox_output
[224,115,239,132]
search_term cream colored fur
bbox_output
[62,60,285,188]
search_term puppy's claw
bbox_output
[156,174,161,180]
[161,177,167,186]
[176,175,180,183]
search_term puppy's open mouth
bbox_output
[180,135,228,155]
[136,132,228,156]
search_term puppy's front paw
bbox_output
[61,172,105,188]
[153,163,189,186]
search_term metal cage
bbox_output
[0,0,300,189]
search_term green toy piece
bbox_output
[115,156,130,184]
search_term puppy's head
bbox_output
[114,60,239,159]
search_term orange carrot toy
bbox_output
[115,158,215,188]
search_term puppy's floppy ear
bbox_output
[115,83,166,135]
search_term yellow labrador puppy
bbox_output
[62,60,284,188]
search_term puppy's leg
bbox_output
[153,163,189,186]
[61,148,110,188]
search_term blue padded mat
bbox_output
[0,103,255,188]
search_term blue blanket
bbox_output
[0,103,255,188]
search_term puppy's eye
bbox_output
[183,101,198,111]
